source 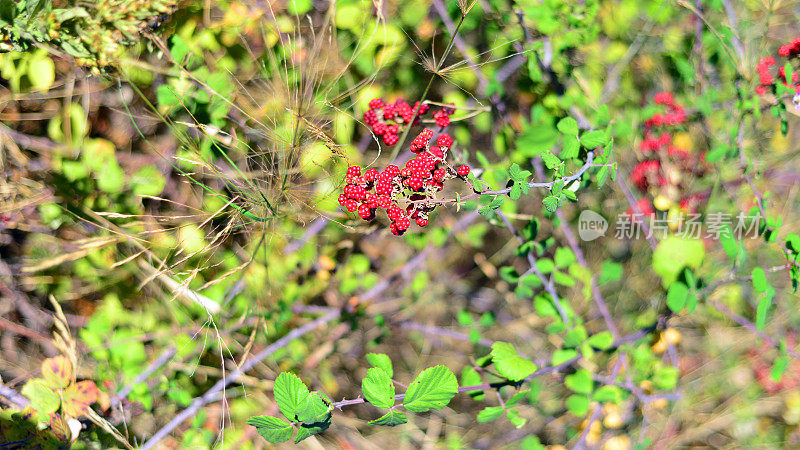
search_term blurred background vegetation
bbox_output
[1,0,800,448]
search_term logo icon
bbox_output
[578,210,608,241]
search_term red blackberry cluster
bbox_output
[755,37,800,96]
[338,129,470,235]
[363,99,455,146]
[629,93,710,219]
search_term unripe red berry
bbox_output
[416,218,428,227]
[369,98,384,110]
[347,166,362,177]
[434,110,450,127]
[383,104,396,120]
[457,165,470,177]
[357,203,373,220]
[436,133,453,148]
[383,133,399,145]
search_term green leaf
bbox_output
[477,406,504,423]
[652,237,705,287]
[666,282,689,312]
[506,408,527,428]
[652,365,678,390]
[586,331,614,350]
[273,372,310,421]
[542,195,560,212]
[491,342,537,381]
[771,355,789,382]
[28,53,55,92]
[554,247,575,268]
[523,218,539,241]
[560,138,580,159]
[21,379,60,416]
[294,420,330,443]
[286,0,312,14]
[564,326,587,348]
[557,117,579,135]
[96,163,125,194]
[510,183,522,200]
[247,416,293,443]
[509,163,522,181]
[518,124,559,157]
[506,390,530,407]
[362,368,395,409]
[565,369,593,394]
[296,392,331,424]
[130,165,166,197]
[541,152,561,169]
[752,267,767,293]
[402,366,458,412]
[368,410,408,426]
[460,366,484,400]
[756,289,774,330]
[599,261,623,284]
[593,385,623,403]
[552,349,578,365]
[366,353,393,378]
[566,394,590,415]
[579,130,607,148]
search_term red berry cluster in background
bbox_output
[338,129,469,235]
[627,93,709,220]
[755,37,800,96]
[363,99,455,146]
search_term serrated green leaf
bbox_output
[543,195,559,212]
[273,372,310,421]
[541,152,561,169]
[296,392,331,424]
[362,368,395,409]
[491,342,537,381]
[557,117,579,135]
[247,416,293,443]
[580,130,607,148]
[561,137,581,160]
[368,410,408,426]
[403,366,458,412]
[477,406,504,423]
[365,353,393,378]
